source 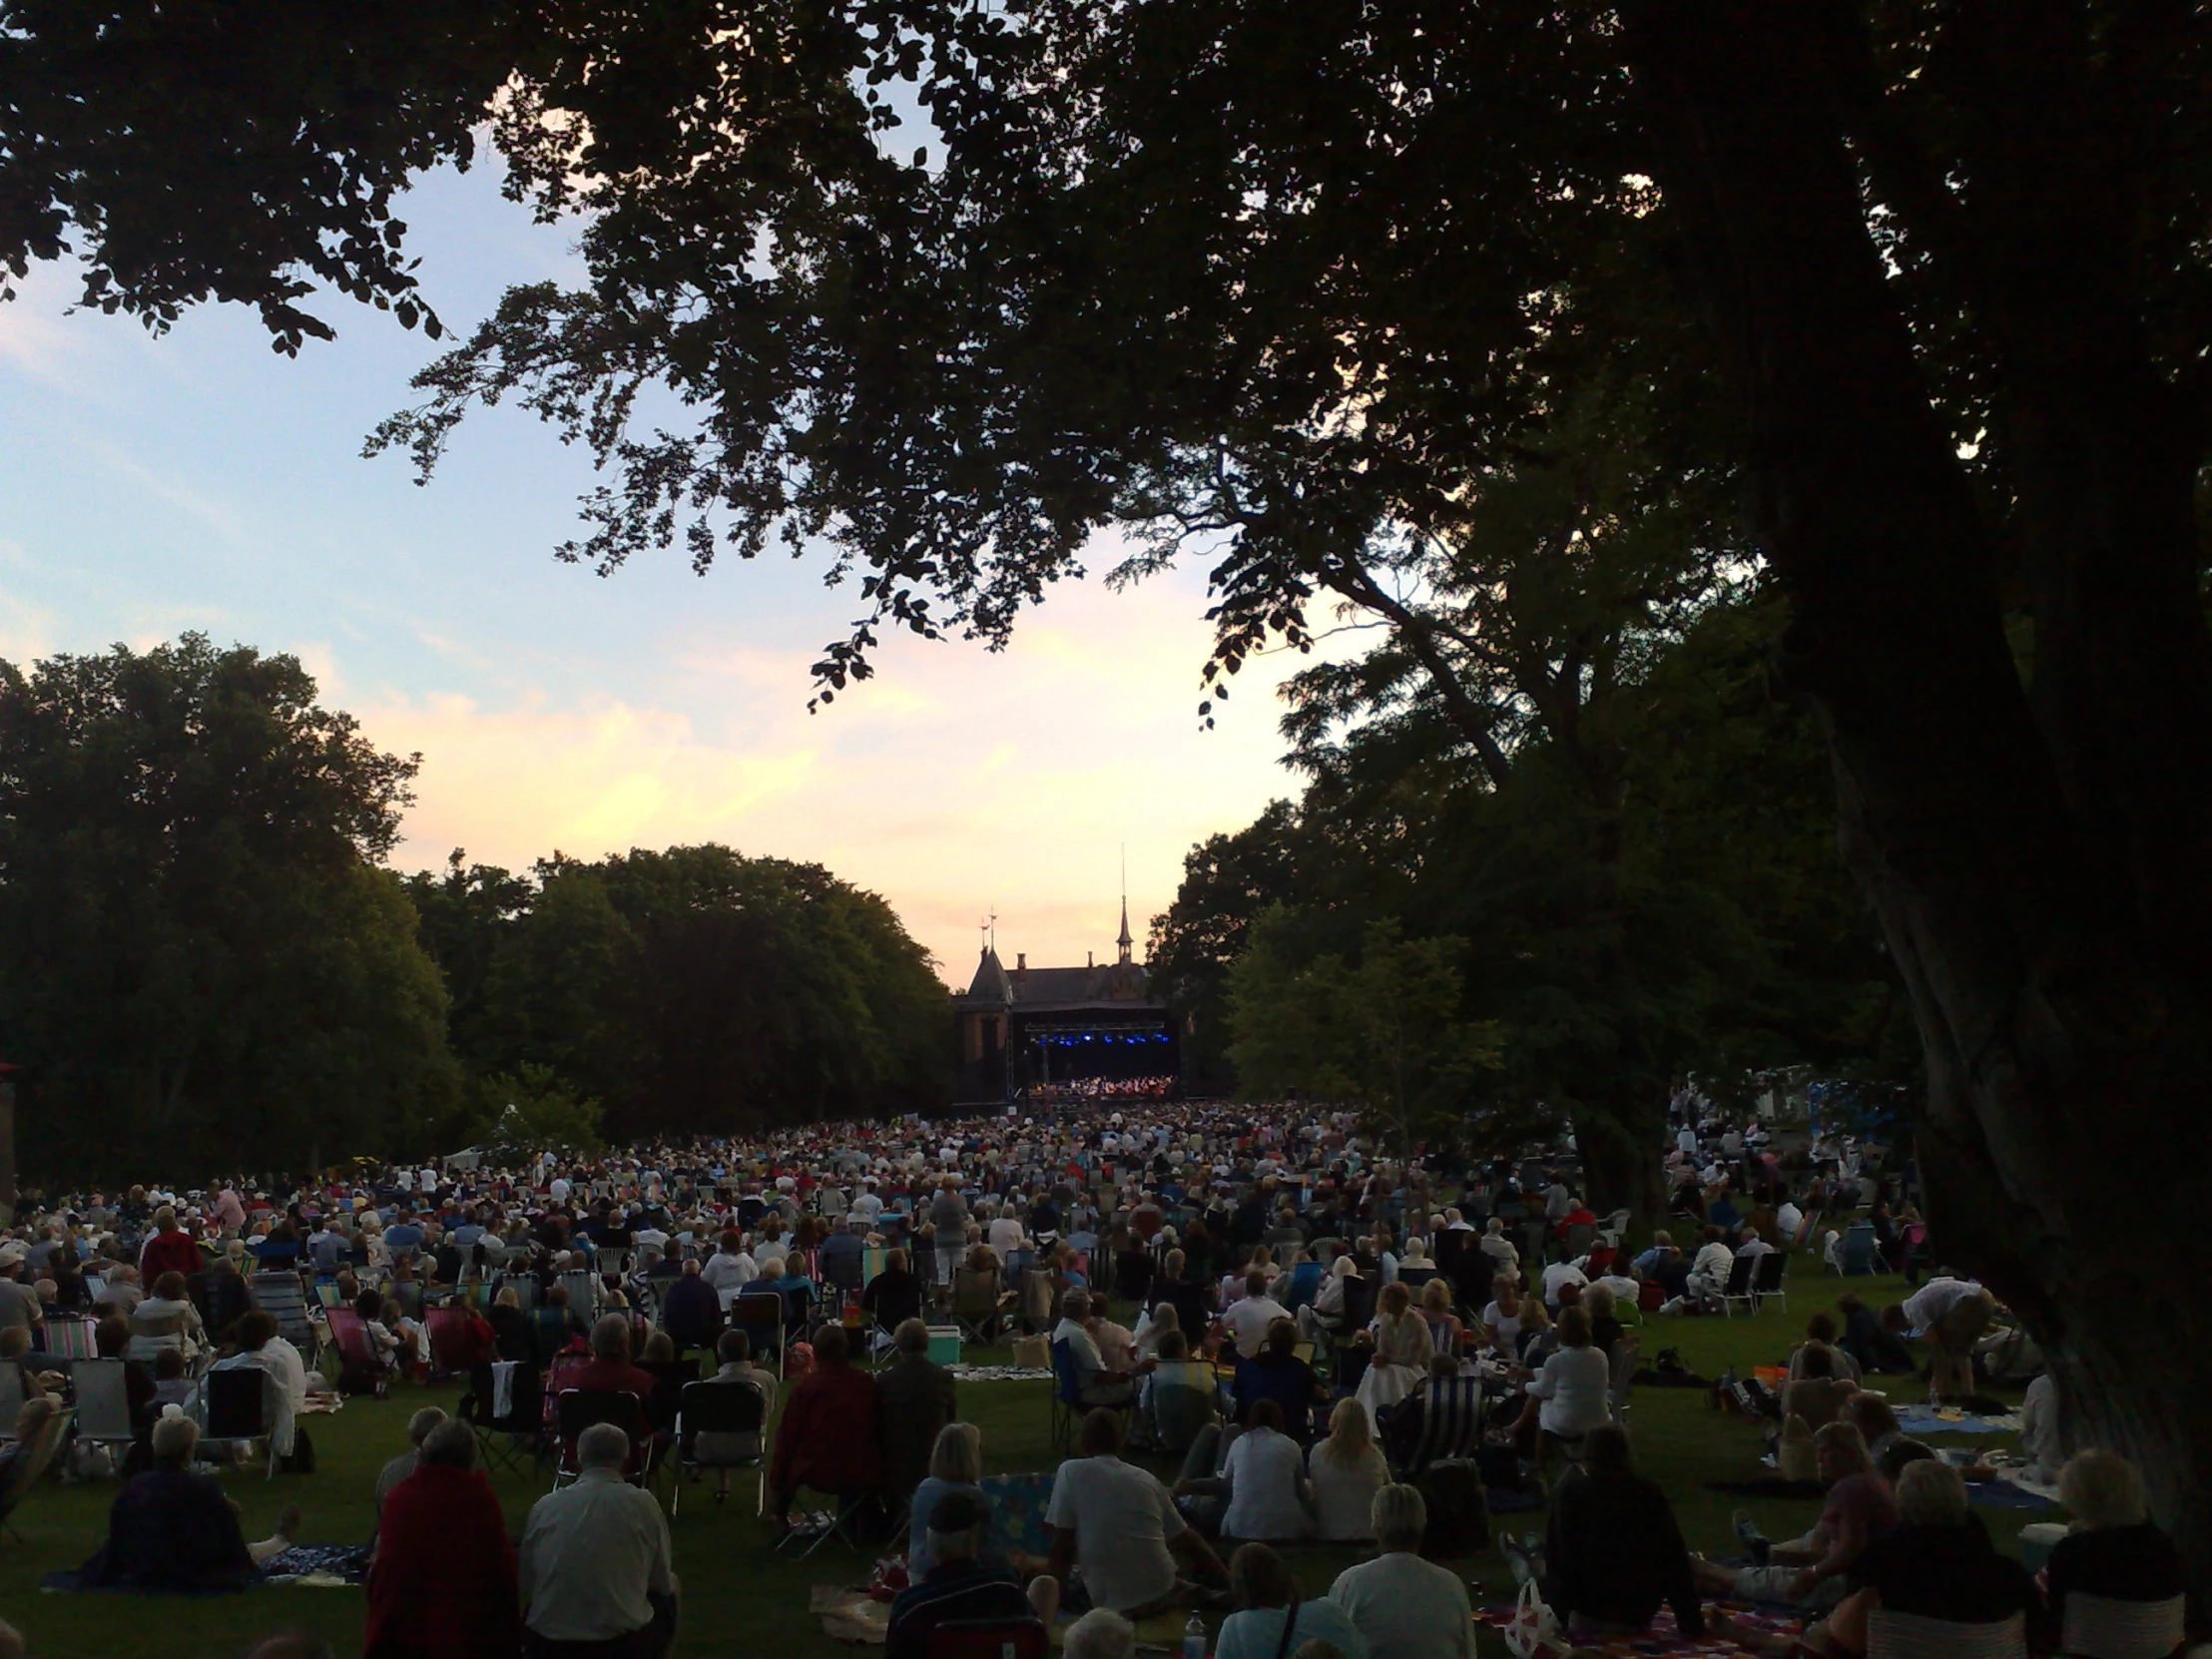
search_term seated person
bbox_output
[1054,1290,1151,1406]
[1788,1314,1864,1384]
[210,1310,321,1467]
[1145,1332,1219,1455]
[78,1412,299,1591]
[1779,1341,1858,1430]
[1534,1424,1702,1645]
[1230,1318,1323,1438]
[885,1490,1042,1659]
[1213,1542,1366,1659]
[572,1312,660,1401]
[860,1246,924,1337]
[1042,1408,1228,1619]
[1778,1460,2037,1659]
[768,1325,881,1527]
[2040,1449,2187,1658]
[1698,1422,1896,1608]
[1308,1396,1389,1543]
[1176,1398,1313,1541]
[875,1319,959,1503]
[907,1421,990,1580]
[1329,1484,1476,1659]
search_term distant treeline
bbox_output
[0,636,949,1183]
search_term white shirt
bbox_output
[1221,1424,1312,1540]
[1676,1128,1699,1156]
[1480,1301,1523,1352]
[1690,1241,1734,1285]
[1308,1441,1389,1540]
[1222,1294,1292,1360]
[987,1216,1026,1258]
[701,1250,759,1310]
[1901,1276,1981,1333]
[1524,1344,1612,1437]
[519,1466,675,1641]
[1777,1202,1804,1237]
[1539,1262,1587,1306]
[1043,1454,1186,1614]
[548,1178,571,1205]
[1330,1551,1475,1659]
[1052,1318,1110,1385]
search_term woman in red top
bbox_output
[364,1419,521,1659]
[768,1324,882,1527]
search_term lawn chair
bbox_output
[425,1305,487,1381]
[1397,1375,1485,1476]
[635,1357,701,1477]
[204,1365,278,1479]
[925,1620,1048,1659]
[248,1272,316,1353]
[552,1388,649,1487]
[0,1402,68,1543]
[1597,1209,1631,1248]
[561,1269,599,1317]
[461,1362,537,1476]
[38,1318,99,1366]
[1865,1608,2025,1658]
[0,1368,21,1435]
[1718,1254,1760,1317]
[2057,1591,2185,1659]
[323,1306,388,1397]
[729,1292,789,1378]
[671,1377,768,1515]
[71,1358,138,1465]
[950,1266,1012,1347]
[1751,1251,1789,1315]
[1016,1267,1055,1334]
[1836,1221,1881,1276]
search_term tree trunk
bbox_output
[1577,1093,1668,1243]
[1630,1,2212,1599]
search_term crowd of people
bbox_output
[0,1092,2190,1658]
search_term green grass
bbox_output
[0,1262,2042,1658]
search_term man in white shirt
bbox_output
[986,1207,1027,1261]
[1776,1197,1804,1240]
[1219,1272,1292,1360]
[548,1176,571,1206]
[1331,1483,1474,1659]
[1054,1291,1147,1403]
[519,1423,677,1650]
[1676,1124,1699,1158]
[1476,1219,1519,1277]
[700,1232,760,1310]
[1539,1252,1588,1309]
[1043,1409,1224,1619]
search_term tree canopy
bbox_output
[0,635,455,1180]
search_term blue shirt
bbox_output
[1216,1597,1369,1659]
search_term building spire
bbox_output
[1117,847,1133,965]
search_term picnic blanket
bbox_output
[1967,1476,2057,1510]
[811,1582,890,1644]
[1476,1600,1806,1657]
[1896,1405,2020,1436]
[41,1543,370,1596]
[980,1470,1056,1558]
[946,1365,1052,1382]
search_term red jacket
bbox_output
[771,1360,881,1496]
[138,1230,205,1288]
[364,1463,520,1659]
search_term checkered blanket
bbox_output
[1475,1600,1806,1657]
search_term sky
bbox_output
[0,162,1319,987]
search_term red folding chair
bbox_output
[425,1305,487,1381]
[323,1306,388,1398]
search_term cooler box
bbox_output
[927,1327,962,1367]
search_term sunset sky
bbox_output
[0,162,1317,986]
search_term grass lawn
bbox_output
[0,1259,2046,1657]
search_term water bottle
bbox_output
[1182,1610,1208,1659]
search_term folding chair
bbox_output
[461,1362,535,1476]
[323,1306,389,1397]
[70,1358,138,1464]
[0,1368,22,1436]
[561,1269,599,1317]
[1017,1268,1055,1334]
[425,1305,487,1381]
[729,1292,789,1378]
[248,1272,316,1353]
[925,1619,1048,1659]
[1718,1255,1760,1317]
[775,1485,874,1559]
[0,1403,68,1543]
[671,1378,767,1515]
[552,1388,649,1488]
[1401,1375,1485,1476]
[204,1366,278,1479]
[1865,1608,2025,1659]
[950,1266,1012,1347]
[1751,1251,1788,1315]
[38,1318,99,1365]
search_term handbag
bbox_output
[1502,1576,1563,1659]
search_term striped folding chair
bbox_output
[1866,1610,2025,1659]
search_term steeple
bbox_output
[1117,847,1134,966]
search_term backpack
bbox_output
[1416,1456,1489,1556]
